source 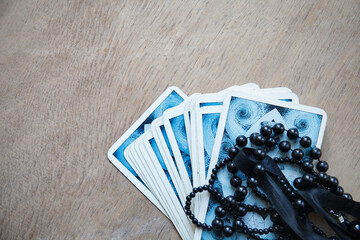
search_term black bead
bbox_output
[225,196,236,206]
[209,178,215,185]
[254,135,266,146]
[253,149,266,161]
[223,226,234,237]
[301,161,313,172]
[273,123,285,134]
[286,187,293,195]
[317,172,329,185]
[230,176,242,187]
[300,136,312,148]
[334,186,344,196]
[328,176,339,190]
[247,177,258,188]
[233,218,244,231]
[265,137,277,147]
[190,192,195,198]
[348,220,360,237]
[310,148,322,159]
[292,148,304,160]
[270,212,281,223]
[316,161,328,172]
[228,147,239,159]
[236,135,248,147]
[214,206,226,218]
[302,173,315,187]
[279,141,291,152]
[210,174,216,180]
[260,126,272,137]
[234,186,248,201]
[219,160,226,167]
[211,218,224,231]
[253,164,265,175]
[250,133,260,144]
[294,177,304,189]
[223,158,231,164]
[287,128,299,139]
[185,210,191,215]
[344,193,353,200]
[293,198,306,211]
[236,206,247,216]
[215,163,221,169]
[227,162,238,173]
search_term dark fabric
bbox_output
[298,188,360,240]
[232,148,360,240]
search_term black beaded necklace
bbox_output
[184,123,360,240]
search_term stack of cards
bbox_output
[107,84,327,240]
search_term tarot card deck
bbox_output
[108,84,334,240]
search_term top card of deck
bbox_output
[211,92,327,174]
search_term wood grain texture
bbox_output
[0,0,359,239]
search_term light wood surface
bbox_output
[1,1,359,239]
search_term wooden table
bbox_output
[1,1,359,239]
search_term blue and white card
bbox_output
[195,92,326,240]
[162,101,194,193]
[140,130,195,240]
[125,130,192,240]
[151,117,190,206]
[107,87,187,214]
